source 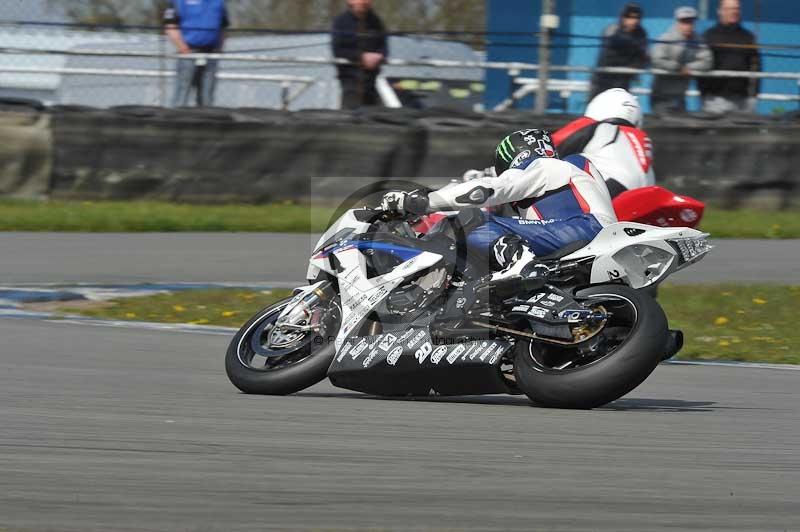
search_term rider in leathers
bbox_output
[381,129,616,271]
[553,88,653,198]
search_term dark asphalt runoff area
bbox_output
[0,318,798,531]
[1,233,799,285]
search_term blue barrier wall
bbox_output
[487,0,800,115]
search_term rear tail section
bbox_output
[612,186,705,228]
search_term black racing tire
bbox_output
[225,297,336,395]
[514,284,668,409]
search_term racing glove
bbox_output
[380,190,430,216]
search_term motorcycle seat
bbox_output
[537,239,590,261]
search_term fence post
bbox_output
[536,0,558,114]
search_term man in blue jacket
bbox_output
[164,0,229,107]
[331,0,388,109]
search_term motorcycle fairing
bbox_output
[333,242,443,350]
[307,210,372,281]
[328,327,513,396]
[560,222,709,288]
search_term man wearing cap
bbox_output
[650,6,712,113]
[589,3,649,99]
[698,0,761,113]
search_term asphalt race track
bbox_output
[1,233,799,285]
[1,233,800,531]
[1,319,798,531]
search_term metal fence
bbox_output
[1,1,799,114]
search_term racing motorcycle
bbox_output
[225,206,711,409]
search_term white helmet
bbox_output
[584,88,643,128]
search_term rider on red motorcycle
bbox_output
[381,129,617,270]
[553,88,654,198]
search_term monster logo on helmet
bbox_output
[493,129,559,174]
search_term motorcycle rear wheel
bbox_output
[225,296,338,395]
[514,284,668,409]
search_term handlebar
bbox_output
[353,207,408,224]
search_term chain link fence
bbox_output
[0,1,799,114]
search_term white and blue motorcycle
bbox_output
[225,206,710,409]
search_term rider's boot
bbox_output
[475,237,546,302]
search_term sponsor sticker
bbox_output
[446,344,466,364]
[379,333,397,351]
[489,343,507,365]
[471,341,489,360]
[528,306,548,318]
[509,149,531,169]
[337,341,353,362]
[386,346,403,366]
[461,344,478,361]
[367,286,389,304]
[547,293,564,303]
[680,208,699,223]
[415,342,432,364]
[511,304,530,313]
[480,342,499,361]
[528,293,545,303]
[350,339,369,359]
[398,329,416,344]
[518,218,555,225]
[362,348,380,368]
[406,329,427,349]
[430,345,449,364]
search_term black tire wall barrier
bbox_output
[1,101,798,206]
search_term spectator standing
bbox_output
[698,0,761,113]
[589,3,648,100]
[164,0,229,107]
[650,6,712,113]
[331,0,388,109]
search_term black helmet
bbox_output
[493,129,559,174]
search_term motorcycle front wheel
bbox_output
[514,284,668,409]
[225,295,339,395]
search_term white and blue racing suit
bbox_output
[428,155,616,257]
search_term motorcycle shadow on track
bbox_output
[600,398,716,412]
[294,392,717,412]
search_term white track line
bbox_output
[50,317,237,336]
[3,283,798,371]
[17,314,800,371]
[665,359,800,371]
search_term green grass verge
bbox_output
[0,199,337,232]
[56,288,292,328]
[50,284,800,364]
[696,208,800,239]
[658,284,800,364]
[1,199,799,237]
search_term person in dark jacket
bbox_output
[589,3,648,100]
[331,0,388,109]
[698,0,761,113]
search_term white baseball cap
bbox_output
[675,6,698,20]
